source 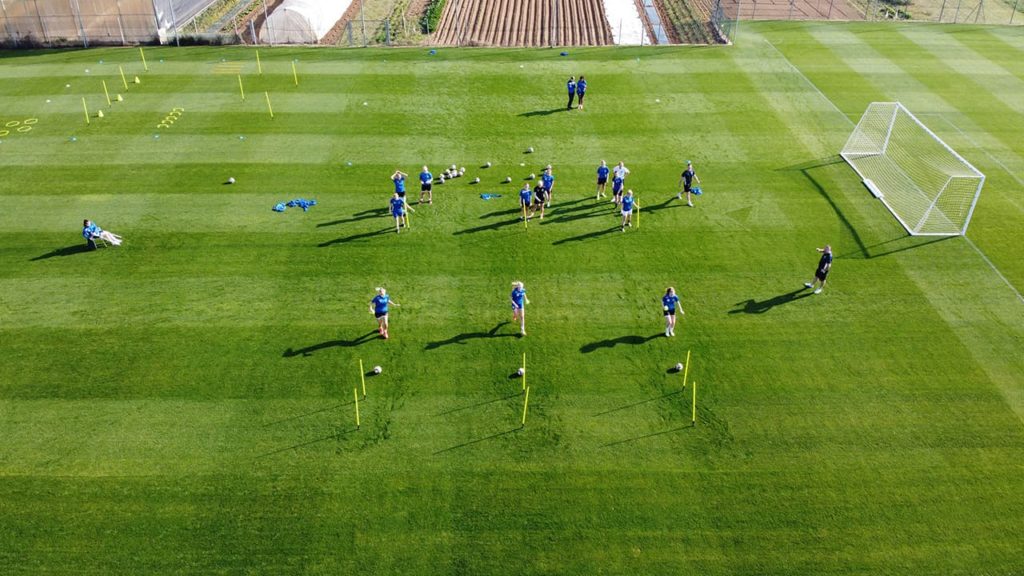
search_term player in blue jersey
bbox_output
[620,189,636,231]
[595,160,610,200]
[510,281,530,336]
[661,287,684,337]
[391,170,408,200]
[418,165,433,205]
[519,183,533,219]
[804,245,832,294]
[676,160,701,207]
[566,76,576,110]
[541,165,555,207]
[575,75,587,110]
[612,161,629,205]
[369,287,400,339]
[389,192,410,233]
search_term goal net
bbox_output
[841,102,985,236]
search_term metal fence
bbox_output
[0,0,1017,48]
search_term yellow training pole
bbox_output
[354,388,361,429]
[635,198,640,229]
[264,91,274,118]
[81,97,90,124]
[237,75,245,101]
[118,65,128,90]
[521,386,530,426]
[522,204,528,229]
[359,359,367,398]
[522,352,527,391]
[256,49,263,75]
[291,60,298,86]
[139,46,148,71]
[682,349,691,389]
[691,381,697,425]
[101,80,111,105]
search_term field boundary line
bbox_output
[763,36,1023,306]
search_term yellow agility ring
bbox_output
[17,126,31,133]
[0,130,8,137]
[23,118,38,125]
[5,120,19,128]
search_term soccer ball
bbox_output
[459,167,465,173]
[675,363,684,372]
[373,365,382,375]
[529,173,535,179]
[517,367,525,376]
[473,177,480,183]
[438,176,445,184]
[227,177,235,184]
[485,161,492,167]
[504,176,512,183]
[526,146,534,153]
[450,164,457,171]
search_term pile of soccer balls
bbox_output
[438,164,465,184]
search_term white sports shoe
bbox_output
[813,288,823,294]
[804,282,813,289]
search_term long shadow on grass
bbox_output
[433,427,521,455]
[425,322,517,350]
[263,402,353,427]
[31,244,92,261]
[317,209,387,227]
[593,390,684,417]
[453,218,524,235]
[478,197,588,219]
[552,226,623,245]
[580,334,661,353]
[729,289,812,314]
[437,393,524,416]
[837,235,953,260]
[518,108,567,117]
[283,330,378,357]
[257,427,360,458]
[780,155,871,257]
[319,227,394,246]
[602,425,692,448]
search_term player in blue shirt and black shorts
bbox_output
[418,166,433,205]
[519,183,533,219]
[510,281,529,336]
[804,245,832,294]
[391,170,407,199]
[575,76,587,110]
[541,165,555,207]
[620,189,636,231]
[566,76,576,110]
[389,192,409,233]
[661,287,684,337]
[369,287,401,339]
[595,160,610,200]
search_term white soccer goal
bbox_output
[841,102,985,236]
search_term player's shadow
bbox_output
[318,227,394,246]
[729,289,813,314]
[317,209,387,227]
[544,204,612,225]
[552,226,623,245]
[262,402,353,427]
[478,197,588,219]
[639,196,685,214]
[437,392,523,416]
[30,244,92,261]
[433,427,521,455]
[425,322,516,349]
[518,108,566,117]
[593,390,684,417]
[602,425,692,447]
[580,334,662,353]
[453,218,523,235]
[283,331,378,357]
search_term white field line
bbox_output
[762,36,1023,305]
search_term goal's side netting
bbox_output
[841,102,985,236]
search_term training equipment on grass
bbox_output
[521,352,527,391]
[691,381,697,425]
[292,61,298,86]
[227,177,235,184]
[264,92,274,118]
[841,102,984,236]
[102,80,111,105]
[359,359,367,398]
[237,75,245,101]
[485,161,491,167]
[119,65,128,89]
[81,97,90,125]
[521,386,530,426]
[504,176,511,183]
[373,366,382,375]
[526,146,534,153]
[96,110,104,118]
[675,362,683,372]
[139,47,148,71]
[473,177,480,183]
[354,388,360,429]
[256,49,262,74]
[682,349,691,388]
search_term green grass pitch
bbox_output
[0,21,1022,574]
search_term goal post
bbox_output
[840,102,985,236]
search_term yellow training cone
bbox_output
[116,94,123,102]
[97,110,104,118]
[134,76,140,84]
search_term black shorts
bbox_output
[597,177,607,185]
[663,309,676,316]
[533,200,545,209]
[577,93,585,104]
[421,183,432,192]
[397,190,406,198]
[374,311,387,319]
[684,183,693,193]
[815,269,829,281]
